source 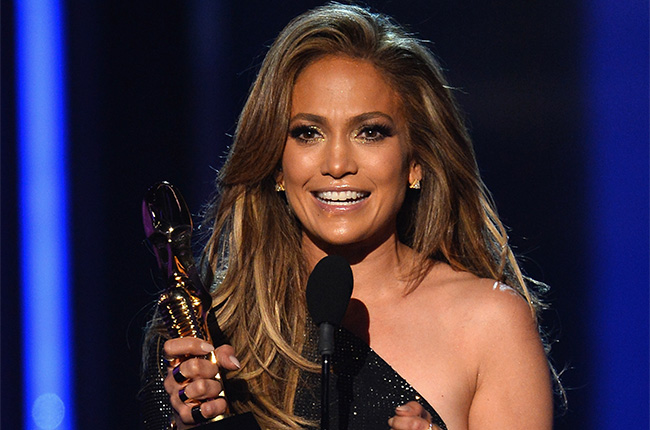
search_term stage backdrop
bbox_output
[2,1,648,429]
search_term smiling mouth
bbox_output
[315,190,370,205]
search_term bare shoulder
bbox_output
[416,263,535,328]
[415,263,553,429]
[421,264,542,359]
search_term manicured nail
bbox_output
[396,404,410,412]
[229,355,241,369]
[200,342,215,352]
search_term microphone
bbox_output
[306,255,353,430]
[306,255,354,355]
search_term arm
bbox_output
[388,283,552,430]
[467,290,553,429]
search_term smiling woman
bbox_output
[141,3,557,430]
[279,56,420,254]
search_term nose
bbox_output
[321,133,358,178]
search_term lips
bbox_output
[314,190,370,205]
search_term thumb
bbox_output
[395,401,428,418]
[214,344,241,371]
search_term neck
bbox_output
[302,232,414,298]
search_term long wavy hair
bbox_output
[189,3,553,428]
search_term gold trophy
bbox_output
[143,182,259,429]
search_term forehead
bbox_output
[290,55,403,119]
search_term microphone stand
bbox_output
[321,354,331,430]
[319,322,335,430]
[306,254,353,430]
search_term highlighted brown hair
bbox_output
[197,3,552,427]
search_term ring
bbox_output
[172,365,188,384]
[163,355,179,368]
[178,388,193,404]
[428,423,434,430]
[191,405,209,423]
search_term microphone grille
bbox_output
[306,255,353,326]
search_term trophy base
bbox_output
[198,412,260,430]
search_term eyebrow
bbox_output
[288,111,396,127]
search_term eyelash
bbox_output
[355,123,394,142]
[289,125,324,142]
[288,123,395,143]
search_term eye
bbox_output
[289,125,324,143]
[355,123,395,142]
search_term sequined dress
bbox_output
[294,326,447,430]
[140,327,447,429]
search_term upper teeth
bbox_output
[317,191,368,201]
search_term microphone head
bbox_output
[306,255,353,326]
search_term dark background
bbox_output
[2,1,648,429]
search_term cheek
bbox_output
[281,166,307,195]
[281,145,308,184]
[280,152,308,213]
[372,152,410,188]
[282,152,325,198]
[380,161,411,210]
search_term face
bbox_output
[277,55,421,255]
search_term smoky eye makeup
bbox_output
[354,122,396,142]
[288,124,325,143]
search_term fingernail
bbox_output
[396,404,410,412]
[200,342,215,352]
[229,355,241,369]
[387,418,394,427]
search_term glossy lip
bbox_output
[310,186,371,212]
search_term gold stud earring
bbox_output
[275,182,285,192]
[409,179,421,190]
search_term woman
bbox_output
[141,3,556,429]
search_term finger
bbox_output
[388,415,437,430]
[197,397,228,419]
[214,344,241,371]
[164,337,215,359]
[178,388,194,404]
[181,378,224,402]
[172,365,189,384]
[394,401,430,419]
[175,397,228,425]
[172,357,220,381]
[169,379,225,418]
[163,358,221,398]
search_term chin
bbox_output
[308,227,393,254]
[304,228,359,249]
[320,233,362,247]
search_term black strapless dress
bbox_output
[140,328,447,430]
[294,326,447,430]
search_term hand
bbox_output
[163,338,241,428]
[388,401,441,430]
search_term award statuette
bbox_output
[143,182,260,429]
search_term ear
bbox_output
[408,161,422,185]
[275,170,285,188]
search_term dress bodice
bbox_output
[294,326,447,430]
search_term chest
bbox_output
[342,296,476,427]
